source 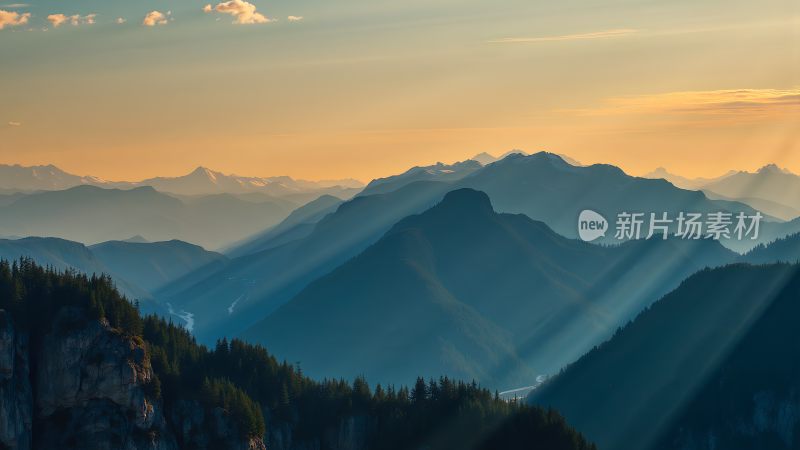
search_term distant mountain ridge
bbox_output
[0,164,104,191]
[360,160,482,196]
[470,150,582,167]
[701,164,800,218]
[223,194,344,258]
[242,188,737,388]
[0,163,363,197]
[160,152,797,345]
[645,164,800,220]
[0,185,301,249]
[0,236,227,303]
[741,232,800,264]
[643,167,737,190]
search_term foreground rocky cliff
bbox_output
[0,307,265,450]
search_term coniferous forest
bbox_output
[0,258,596,450]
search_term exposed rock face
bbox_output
[0,310,32,450]
[0,308,267,450]
[32,307,175,450]
[168,400,267,450]
[666,390,800,450]
[266,415,371,450]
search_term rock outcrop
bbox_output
[0,308,267,450]
[0,310,32,450]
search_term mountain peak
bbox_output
[499,151,571,168]
[650,167,670,176]
[122,235,149,243]
[190,166,214,175]
[757,163,792,175]
[438,188,494,214]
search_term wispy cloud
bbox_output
[203,0,271,25]
[569,88,800,116]
[0,8,30,29]
[488,28,638,44]
[115,17,125,25]
[287,15,303,22]
[143,10,168,27]
[8,121,21,127]
[47,13,96,27]
[1,3,29,8]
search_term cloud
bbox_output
[115,17,125,24]
[203,0,271,25]
[488,29,638,44]
[287,15,302,22]
[47,13,67,27]
[567,88,800,122]
[0,8,30,29]
[1,3,28,8]
[47,13,97,27]
[143,10,168,26]
[7,121,21,127]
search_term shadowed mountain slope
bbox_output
[243,189,736,388]
[530,263,800,450]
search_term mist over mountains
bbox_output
[2,150,800,450]
[0,185,297,249]
[158,152,799,347]
[0,163,363,197]
[646,164,800,221]
[244,189,737,387]
[530,263,800,450]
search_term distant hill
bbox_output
[224,194,343,258]
[741,232,800,264]
[643,167,736,190]
[0,236,227,302]
[530,263,800,450]
[359,160,482,196]
[701,164,800,218]
[703,190,800,222]
[644,165,800,221]
[0,185,298,249]
[89,239,228,293]
[0,237,147,299]
[243,189,736,388]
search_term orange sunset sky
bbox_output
[1,0,798,182]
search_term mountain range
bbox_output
[529,263,800,450]
[643,167,737,190]
[0,163,362,198]
[470,150,582,167]
[645,164,800,221]
[241,189,738,387]
[0,185,302,249]
[159,152,799,347]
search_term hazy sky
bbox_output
[1,0,798,182]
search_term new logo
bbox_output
[578,210,608,242]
